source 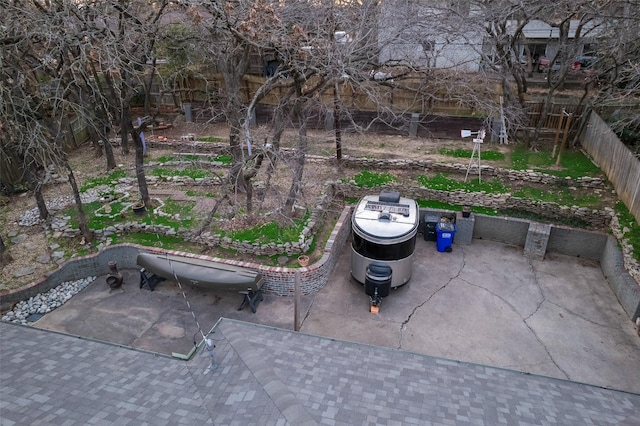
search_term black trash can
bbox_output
[365,264,392,299]
[423,214,440,241]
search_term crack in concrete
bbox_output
[447,256,571,380]
[299,294,316,329]
[539,296,620,330]
[397,248,466,350]
[523,258,570,380]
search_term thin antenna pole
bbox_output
[464,129,485,183]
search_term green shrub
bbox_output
[229,213,309,245]
[151,167,212,180]
[512,186,602,208]
[153,154,231,164]
[510,145,601,178]
[185,190,216,198]
[416,199,499,216]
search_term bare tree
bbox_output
[0,235,12,268]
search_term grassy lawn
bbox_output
[512,186,604,208]
[80,169,128,192]
[509,145,602,177]
[217,212,311,245]
[439,147,505,161]
[346,170,396,187]
[418,173,508,193]
[615,201,640,260]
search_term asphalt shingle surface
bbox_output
[1,319,638,425]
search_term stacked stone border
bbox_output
[146,140,607,190]
[335,182,612,229]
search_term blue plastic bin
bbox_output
[436,222,456,252]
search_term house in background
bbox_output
[377,1,603,74]
[377,1,484,72]
[508,19,600,72]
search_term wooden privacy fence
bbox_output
[172,73,502,117]
[523,101,585,142]
[581,110,640,224]
[65,116,89,151]
[1,116,89,187]
[160,74,594,140]
[253,104,485,140]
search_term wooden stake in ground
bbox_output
[555,111,573,166]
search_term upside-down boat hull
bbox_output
[136,253,263,291]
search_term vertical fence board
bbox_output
[581,110,640,224]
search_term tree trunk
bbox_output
[66,163,94,243]
[243,153,264,214]
[28,168,49,221]
[34,185,48,220]
[120,103,130,155]
[218,46,250,192]
[285,95,307,213]
[0,235,13,268]
[266,90,294,187]
[228,125,244,190]
[88,58,116,170]
[96,103,116,171]
[102,128,117,171]
[197,192,229,236]
[144,58,157,116]
[88,126,104,158]
[129,124,150,207]
[334,79,342,161]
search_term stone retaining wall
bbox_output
[146,140,606,189]
[600,236,640,320]
[335,182,612,228]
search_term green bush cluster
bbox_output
[225,212,310,245]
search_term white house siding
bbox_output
[378,0,484,71]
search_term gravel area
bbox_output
[1,276,96,324]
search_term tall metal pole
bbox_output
[294,271,301,331]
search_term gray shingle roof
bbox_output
[1,319,638,425]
